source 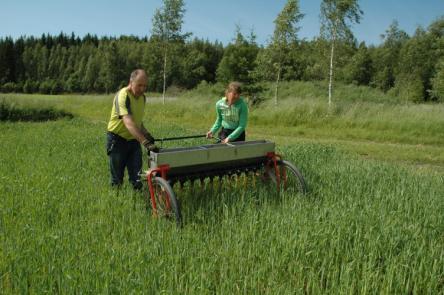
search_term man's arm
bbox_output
[122,115,147,143]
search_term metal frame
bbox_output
[141,140,304,223]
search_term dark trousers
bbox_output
[106,132,142,190]
[218,127,246,142]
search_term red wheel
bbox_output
[144,176,182,226]
[265,160,307,195]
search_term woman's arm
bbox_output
[226,101,248,141]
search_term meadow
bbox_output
[1,82,443,293]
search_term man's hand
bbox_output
[142,139,159,153]
[206,131,213,139]
[222,137,230,144]
[143,131,155,143]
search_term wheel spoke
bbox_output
[144,176,182,226]
[264,160,307,195]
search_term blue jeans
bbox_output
[106,132,142,190]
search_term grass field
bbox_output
[1,84,443,293]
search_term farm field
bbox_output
[1,89,443,293]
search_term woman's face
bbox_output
[227,91,240,103]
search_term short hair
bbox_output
[225,81,242,95]
[130,69,147,82]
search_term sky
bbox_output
[1,0,443,46]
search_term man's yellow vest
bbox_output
[107,87,145,140]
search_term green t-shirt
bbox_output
[210,97,248,140]
[107,87,145,140]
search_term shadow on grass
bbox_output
[0,100,73,122]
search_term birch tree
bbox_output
[270,0,304,105]
[320,0,362,105]
[151,0,188,104]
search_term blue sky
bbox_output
[1,0,443,45]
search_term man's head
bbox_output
[128,69,148,97]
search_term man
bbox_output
[106,69,157,190]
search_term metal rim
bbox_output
[265,160,307,195]
[146,177,182,226]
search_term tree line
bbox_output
[0,0,443,103]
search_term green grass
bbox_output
[1,84,444,293]
[1,88,444,170]
[1,118,443,293]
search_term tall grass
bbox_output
[1,117,443,293]
[2,84,444,170]
[0,99,73,121]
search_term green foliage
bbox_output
[320,0,363,103]
[273,0,304,44]
[394,29,435,102]
[391,74,424,103]
[431,58,444,101]
[65,73,82,93]
[151,0,188,42]
[0,82,17,93]
[99,42,122,93]
[38,79,56,94]
[0,13,443,105]
[254,0,304,105]
[0,37,16,84]
[83,54,101,92]
[182,80,225,99]
[23,79,39,93]
[370,21,409,91]
[216,28,262,100]
[216,29,259,84]
[151,0,189,98]
[178,39,224,89]
[320,0,363,41]
[299,39,329,81]
[343,42,372,85]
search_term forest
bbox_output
[0,0,443,103]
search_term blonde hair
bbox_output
[225,81,242,96]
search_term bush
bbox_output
[39,80,54,94]
[0,100,73,121]
[1,82,17,93]
[431,59,444,102]
[182,81,225,99]
[166,84,185,96]
[392,74,425,102]
[23,80,40,93]
[50,80,63,94]
[65,74,82,93]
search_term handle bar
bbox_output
[154,134,207,142]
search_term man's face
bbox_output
[130,75,148,97]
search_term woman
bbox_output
[206,82,248,143]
